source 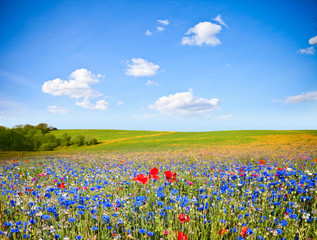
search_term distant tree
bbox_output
[73,135,85,146]
[35,123,50,134]
[60,133,72,147]
[85,138,98,146]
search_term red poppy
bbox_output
[133,174,149,184]
[178,232,188,240]
[149,167,159,180]
[259,159,266,165]
[314,158,317,163]
[219,228,227,235]
[240,226,248,237]
[179,213,190,223]
[58,183,65,189]
[165,171,178,182]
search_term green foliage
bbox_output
[60,133,72,147]
[73,135,85,146]
[85,138,98,146]
[0,124,96,151]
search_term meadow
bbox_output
[1,130,317,239]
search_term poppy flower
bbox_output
[58,183,65,189]
[219,228,227,235]
[149,167,159,180]
[259,159,266,165]
[240,226,248,237]
[165,171,178,182]
[178,232,188,240]
[133,174,149,184]
[179,213,190,223]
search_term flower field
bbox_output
[1,135,317,240]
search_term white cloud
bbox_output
[219,114,232,120]
[157,26,165,32]
[125,58,160,77]
[309,36,317,45]
[279,91,317,104]
[76,97,109,110]
[42,68,109,110]
[48,105,70,114]
[149,91,220,115]
[146,80,158,86]
[181,21,222,46]
[157,19,169,26]
[145,30,152,36]
[297,46,315,55]
[212,14,229,29]
[117,101,125,106]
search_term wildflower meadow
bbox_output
[1,131,317,240]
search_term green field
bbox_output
[1,129,316,160]
[53,129,317,152]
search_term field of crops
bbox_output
[1,130,317,239]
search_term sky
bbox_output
[0,0,317,131]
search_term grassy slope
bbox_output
[51,129,317,153]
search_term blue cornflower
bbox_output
[23,234,28,238]
[77,211,84,215]
[92,227,98,231]
[139,229,146,234]
[172,188,178,194]
[75,236,82,240]
[68,217,76,222]
[41,215,51,220]
[280,220,288,226]
[147,231,154,236]
[117,218,124,224]
[54,234,60,239]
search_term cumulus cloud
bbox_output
[125,58,160,77]
[279,91,317,104]
[76,98,108,110]
[181,21,222,46]
[146,80,158,86]
[157,26,165,32]
[297,46,315,55]
[149,91,220,115]
[309,36,317,45]
[48,105,70,114]
[42,68,108,110]
[145,29,152,36]
[212,14,229,29]
[157,19,169,26]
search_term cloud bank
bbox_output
[125,58,160,77]
[149,91,220,115]
[309,36,317,45]
[42,68,108,110]
[279,91,317,104]
[297,46,315,55]
[181,21,222,46]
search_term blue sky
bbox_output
[0,0,316,131]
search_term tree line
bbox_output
[0,123,98,151]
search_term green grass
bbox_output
[1,129,316,160]
[51,129,317,152]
